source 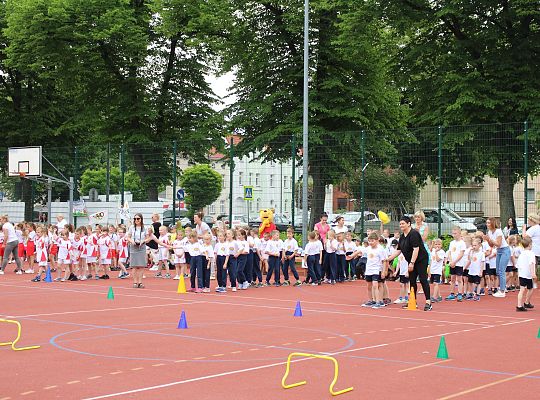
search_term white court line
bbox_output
[0,280,526,321]
[3,303,198,319]
[82,318,533,399]
[0,281,503,327]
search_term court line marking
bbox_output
[131,367,144,371]
[437,368,540,399]
[44,386,58,390]
[399,359,451,372]
[82,319,532,400]
[110,371,123,375]
[67,380,81,384]
[0,281,526,321]
[20,392,35,396]
[88,376,102,380]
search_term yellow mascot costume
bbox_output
[258,209,276,238]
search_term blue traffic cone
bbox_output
[177,310,188,329]
[294,301,303,317]
[44,266,53,282]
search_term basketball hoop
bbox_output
[18,171,27,179]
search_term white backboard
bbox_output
[8,146,42,177]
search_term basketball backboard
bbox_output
[8,146,42,177]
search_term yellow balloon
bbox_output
[378,210,390,225]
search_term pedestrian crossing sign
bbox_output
[244,186,253,201]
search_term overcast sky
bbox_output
[208,71,236,111]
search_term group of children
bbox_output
[2,219,536,311]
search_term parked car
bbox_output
[217,214,249,228]
[419,207,477,235]
[163,209,191,228]
[249,213,302,233]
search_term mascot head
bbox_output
[259,208,274,222]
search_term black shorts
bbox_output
[505,266,513,273]
[519,277,533,289]
[399,275,409,284]
[485,266,496,276]
[365,274,381,282]
[452,266,464,276]
[430,274,441,284]
[468,275,481,285]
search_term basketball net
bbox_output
[19,171,27,179]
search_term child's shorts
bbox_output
[519,277,533,289]
[452,266,464,276]
[468,275,481,285]
[100,258,112,265]
[174,256,186,264]
[26,241,35,257]
[399,274,409,284]
[505,266,514,273]
[485,266,497,276]
[58,258,70,266]
[50,244,59,256]
[0,245,5,257]
[18,243,25,257]
[86,256,97,263]
[119,257,128,264]
[430,274,441,284]
[365,273,381,282]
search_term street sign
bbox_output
[243,186,253,201]
[176,188,185,200]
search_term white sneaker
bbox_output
[25,268,34,274]
[80,275,87,281]
[393,298,403,304]
[493,291,506,298]
[149,265,159,271]
[232,287,237,292]
[173,275,180,280]
[0,270,4,275]
[15,270,23,275]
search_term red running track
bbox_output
[0,272,538,399]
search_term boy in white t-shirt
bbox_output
[465,238,484,301]
[282,228,301,286]
[393,253,409,304]
[430,238,446,302]
[516,236,537,311]
[361,232,388,309]
[302,231,323,285]
[445,228,466,301]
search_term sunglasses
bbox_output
[134,217,141,220]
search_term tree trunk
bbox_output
[497,162,516,223]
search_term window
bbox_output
[283,175,288,189]
[256,198,261,211]
[209,204,216,214]
[220,200,225,214]
[337,198,348,210]
[239,171,243,186]
[270,161,275,167]
[211,163,216,169]
[248,173,253,185]
[221,174,226,189]
[255,173,260,187]
[527,188,535,203]
[270,199,274,207]
[284,199,288,212]
[270,174,274,187]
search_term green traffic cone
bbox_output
[107,286,115,300]
[537,327,540,339]
[436,336,448,359]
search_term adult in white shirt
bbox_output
[56,214,67,231]
[194,212,211,239]
[522,213,540,267]
[0,215,23,273]
[483,217,510,297]
[333,216,349,234]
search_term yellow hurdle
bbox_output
[0,318,40,351]
[281,352,353,396]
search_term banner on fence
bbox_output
[117,202,131,221]
[72,200,87,217]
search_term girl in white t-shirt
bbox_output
[57,231,72,282]
[465,238,484,300]
[303,231,323,285]
[116,227,130,279]
[430,238,446,302]
[507,235,520,291]
[171,228,187,281]
[324,230,338,284]
[31,227,49,282]
[155,226,172,279]
[362,233,388,309]
[484,217,511,298]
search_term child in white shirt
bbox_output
[302,231,323,285]
[430,238,446,302]
[445,228,467,301]
[465,238,484,300]
[282,227,301,286]
[516,236,536,311]
[362,232,388,309]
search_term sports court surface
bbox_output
[1,275,538,399]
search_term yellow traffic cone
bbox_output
[177,275,187,294]
[407,287,417,311]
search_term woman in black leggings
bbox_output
[389,216,431,311]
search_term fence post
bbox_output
[438,126,442,237]
[120,143,125,213]
[172,140,177,227]
[106,143,111,202]
[73,146,79,201]
[360,130,365,240]
[524,121,529,223]
[291,133,296,227]
[229,136,234,229]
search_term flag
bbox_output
[89,210,109,226]
[118,202,131,221]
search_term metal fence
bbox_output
[0,122,537,238]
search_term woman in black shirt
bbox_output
[389,216,432,311]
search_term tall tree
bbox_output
[223,0,406,228]
[4,0,226,200]
[383,1,540,221]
